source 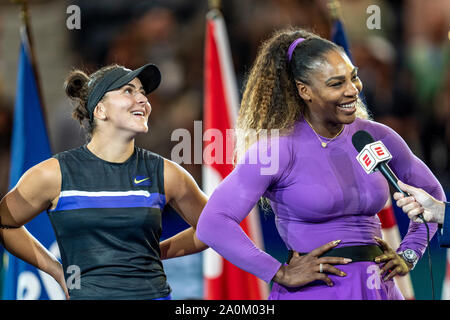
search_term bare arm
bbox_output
[0,158,68,298]
[159,159,209,260]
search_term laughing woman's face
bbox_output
[299,50,363,128]
[94,77,152,135]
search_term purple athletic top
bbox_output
[197,118,445,284]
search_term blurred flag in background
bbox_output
[3,17,64,300]
[202,8,268,300]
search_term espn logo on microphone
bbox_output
[356,141,392,174]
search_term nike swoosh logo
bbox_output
[134,177,150,184]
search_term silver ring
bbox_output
[319,263,323,273]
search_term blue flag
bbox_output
[331,19,367,103]
[331,19,353,62]
[3,28,64,300]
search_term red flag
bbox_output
[202,9,268,300]
[377,198,415,299]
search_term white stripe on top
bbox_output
[59,190,151,198]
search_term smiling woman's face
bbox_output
[94,77,152,135]
[300,49,363,126]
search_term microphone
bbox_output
[351,130,425,222]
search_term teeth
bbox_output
[339,101,356,109]
[132,111,144,116]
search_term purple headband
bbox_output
[287,37,305,62]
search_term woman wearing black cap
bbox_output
[0,64,208,300]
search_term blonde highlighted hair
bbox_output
[235,27,369,162]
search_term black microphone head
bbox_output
[352,130,375,152]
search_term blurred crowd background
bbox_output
[0,0,449,299]
[0,0,449,194]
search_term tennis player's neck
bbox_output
[87,135,135,163]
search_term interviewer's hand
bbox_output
[272,240,352,288]
[393,180,445,224]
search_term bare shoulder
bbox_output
[163,158,189,180]
[163,158,199,202]
[163,158,189,189]
[11,158,61,210]
[162,159,207,224]
[1,158,61,226]
[17,158,61,192]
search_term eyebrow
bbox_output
[123,83,145,92]
[325,67,358,84]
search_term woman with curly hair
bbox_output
[0,63,208,299]
[196,28,445,299]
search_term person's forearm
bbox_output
[197,210,282,283]
[160,227,208,260]
[0,226,62,279]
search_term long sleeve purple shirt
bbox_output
[196,118,445,283]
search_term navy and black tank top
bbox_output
[47,145,171,300]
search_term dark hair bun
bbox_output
[64,70,89,99]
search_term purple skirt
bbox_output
[268,261,404,300]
